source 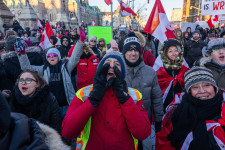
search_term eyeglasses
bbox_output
[90,40,96,43]
[17,78,37,84]
[212,48,225,53]
[47,53,58,58]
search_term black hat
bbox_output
[163,39,182,53]
[123,32,141,54]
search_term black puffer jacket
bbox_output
[1,113,48,150]
[184,39,207,68]
[9,86,62,133]
[1,46,44,90]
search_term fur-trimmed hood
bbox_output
[37,122,70,150]
[1,46,42,62]
[134,31,146,47]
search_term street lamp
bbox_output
[190,6,201,22]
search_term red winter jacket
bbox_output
[76,55,99,90]
[68,44,76,57]
[62,87,151,150]
[156,93,225,150]
[141,47,156,67]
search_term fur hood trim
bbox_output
[135,31,146,47]
[1,46,42,61]
[37,122,70,150]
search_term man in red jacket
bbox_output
[62,51,151,150]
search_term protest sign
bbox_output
[201,0,225,15]
[181,22,197,32]
[88,26,112,44]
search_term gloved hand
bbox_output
[79,27,85,42]
[155,121,162,133]
[14,38,26,55]
[89,63,110,107]
[112,66,130,104]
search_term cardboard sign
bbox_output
[181,22,198,32]
[202,0,225,15]
[88,26,113,44]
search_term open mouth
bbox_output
[22,87,28,92]
[219,56,225,61]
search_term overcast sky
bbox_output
[88,0,183,23]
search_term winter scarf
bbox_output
[124,56,142,68]
[168,92,223,150]
[160,43,184,70]
[11,86,49,118]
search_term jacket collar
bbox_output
[126,61,145,76]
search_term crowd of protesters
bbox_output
[0,18,225,150]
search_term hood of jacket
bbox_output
[1,46,42,62]
[134,31,146,47]
[37,122,70,150]
[5,35,17,52]
[60,35,71,47]
[174,28,183,40]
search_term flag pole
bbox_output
[111,0,113,36]
[77,0,81,25]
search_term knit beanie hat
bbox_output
[193,30,200,36]
[208,32,216,37]
[46,48,61,60]
[204,38,225,57]
[90,36,97,41]
[0,92,11,134]
[184,66,218,93]
[98,51,126,78]
[123,32,141,54]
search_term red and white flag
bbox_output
[36,18,43,29]
[104,0,111,5]
[118,0,136,16]
[207,15,219,29]
[92,20,97,26]
[144,0,175,43]
[39,21,54,50]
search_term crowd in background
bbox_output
[0,19,225,150]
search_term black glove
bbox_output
[155,121,162,133]
[112,66,130,104]
[89,63,110,107]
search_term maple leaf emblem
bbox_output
[213,15,219,22]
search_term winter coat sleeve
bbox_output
[151,71,164,122]
[61,96,95,140]
[49,94,62,134]
[121,97,151,141]
[17,53,44,75]
[66,41,84,74]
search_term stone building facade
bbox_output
[3,0,103,28]
[182,0,210,23]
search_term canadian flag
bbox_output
[92,20,97,26]
[207,15,219,29]
[144,0,175,43]
[36,18,43,29]
[104,0,111,5]
[118,0,136,16]
[39,21,54,50]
